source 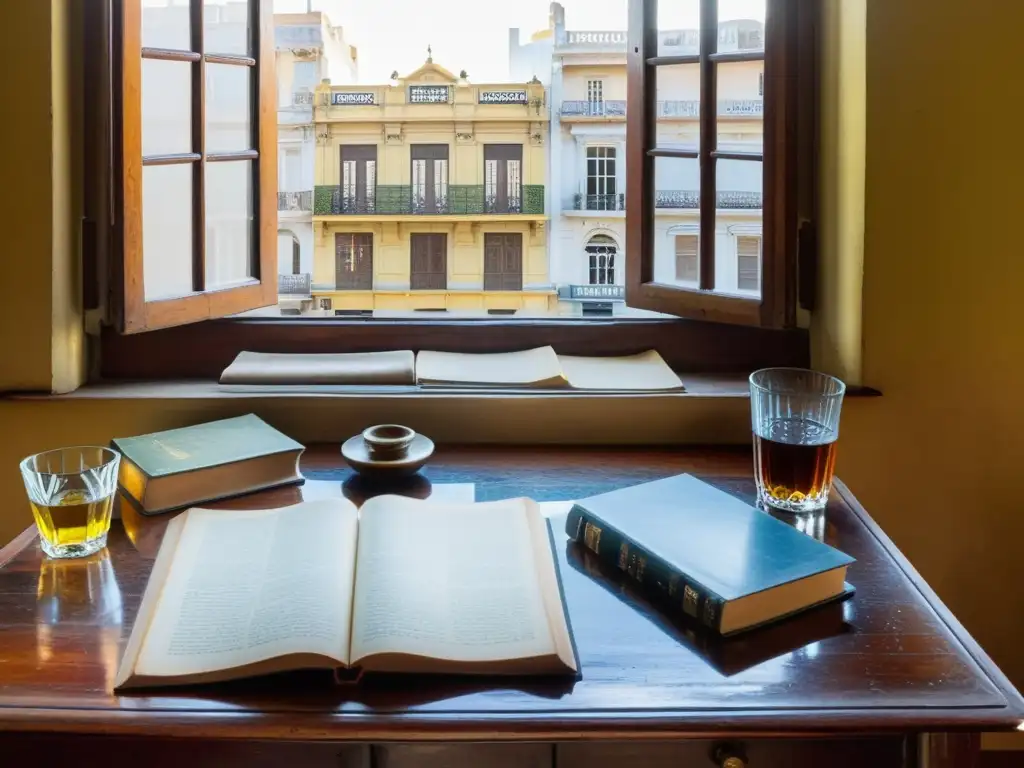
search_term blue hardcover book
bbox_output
[565,474,855,636]
[112,414,305,515]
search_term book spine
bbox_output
[565,504,727,633]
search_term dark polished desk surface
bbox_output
[0,446,1021,758]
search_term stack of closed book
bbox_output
[112,414,305,516]
[565,474,855,636]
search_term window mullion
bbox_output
[698,0,718,291]
[190,0,206,292]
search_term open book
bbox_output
[416,347,683,390]
[114,497,578,690]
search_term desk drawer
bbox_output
[557,738,908,768]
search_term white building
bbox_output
[275,11,358,300]
[510,4,765,314]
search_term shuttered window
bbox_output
[674,235,699,283]
[737,235,761,292]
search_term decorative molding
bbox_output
[530,122,545,146]
[384,123,403,145]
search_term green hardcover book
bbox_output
[565,474,855,636]
[112,414,305,515]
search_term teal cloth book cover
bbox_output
[565,474,855,635]
[112,414,304,477]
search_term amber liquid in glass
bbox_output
[30,489,114,550]
[754,434,838,507]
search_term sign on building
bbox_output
[409,85,450,104]
[479,90,528,105]
[570,285,625,301]
[331,92,375,106]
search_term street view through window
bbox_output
[143,0,766,318]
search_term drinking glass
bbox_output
[749,368,846,514]
[20,447,121,559]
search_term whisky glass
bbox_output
[20,447,121,559]
[750,369,846,514]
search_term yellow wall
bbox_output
[831,0,1024,688]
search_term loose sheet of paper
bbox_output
[416,347,566,387]
[557,350,683,390]
[136,500,357,676]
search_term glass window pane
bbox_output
[205,63,251,152]
[205,161,254,289]
[657,1,700,55]
[718,0,766,52]
[142,59,192,156]
[653,155,700,286]
[142,0,191,50]
[718,62,764,153]
[655,64,700,151]
[143,163,193,300]
[715,158,763,296]
[205,0,251,56]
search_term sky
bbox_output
[272,0,765,84]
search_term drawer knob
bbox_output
[721,759,747,768]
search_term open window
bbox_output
[115,0,277,333]
[625,0,813,327]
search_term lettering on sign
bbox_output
[409,85,450,104]
[570,285,625,301]
[331,92,375,106]
[479,90,528,105]
[566,31,627,45]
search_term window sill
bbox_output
[4,377,880,401]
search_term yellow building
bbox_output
[311,55,552,312]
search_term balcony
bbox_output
[655,189,762,209]
[572,193,625,211]
[278,190,313,212]
[560,99,764,118]
[314,185,545,216]
[278,273,312,296]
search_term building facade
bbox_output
[275,12,358,304]
[310,56,552,313]
[511,4,765,314]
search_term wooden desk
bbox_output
[0,446,1020,768]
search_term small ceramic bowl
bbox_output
[362,424,416,459]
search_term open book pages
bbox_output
[416,347,683,390]
[219,351,416,385]
[114,496,577,690]
[416,347,566,388]
[558,350,682,391]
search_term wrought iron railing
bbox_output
[560,98,764,118]
[278,273,311,296]
[655,189,763,209]
[314,185,545,215]
[278,190,313,212]
[573,193,625,211]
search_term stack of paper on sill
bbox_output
[217,347,683,392]
[415,347,684,391]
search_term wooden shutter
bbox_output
[484,234,524,291]
[410,234,447,290]
[335,233,373,290]
[674,235,699,283]
[116,0,277,333]
[737,235,761,291]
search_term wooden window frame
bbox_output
[95,0,814,381]
[483,233,524,292]
[114,0,277,334]
[625,0,814,328]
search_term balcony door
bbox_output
[586,146,617,210]
[484,233,523,291]
[410,233,447,290]
[411,145,449,214]
[484,145,523,214]
[335,233,373,290]
[340,146,377,214]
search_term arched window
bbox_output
[585,235,617,285]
